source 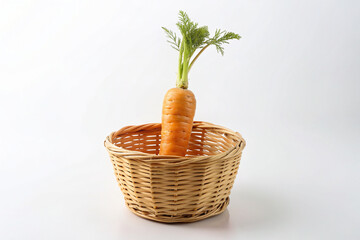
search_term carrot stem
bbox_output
[177,40,184,84]
[189,44,210,72]
[176,40,189,89]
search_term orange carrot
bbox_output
[159,11,240,156]
[159,88,196,156]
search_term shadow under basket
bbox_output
[104,121,246,223]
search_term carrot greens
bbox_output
[162,11,241,89]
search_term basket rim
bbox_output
[104,121,246,163]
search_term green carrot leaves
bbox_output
[206,29,241,55]
[161,27,181,51]
[162,11,240,89]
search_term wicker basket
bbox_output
[104,121,245,223]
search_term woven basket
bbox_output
[104,121,245,223]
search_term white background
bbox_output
[1,0,359,239]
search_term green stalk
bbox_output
[189,44,210,71]
[176,40,189,89]
[177,43,209,89]
[177,40,184,85]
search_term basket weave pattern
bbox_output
[104,121,245,223]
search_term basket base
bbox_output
[125,197,230,223]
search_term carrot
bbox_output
[159,88,196,156]
[159,11,240,156]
